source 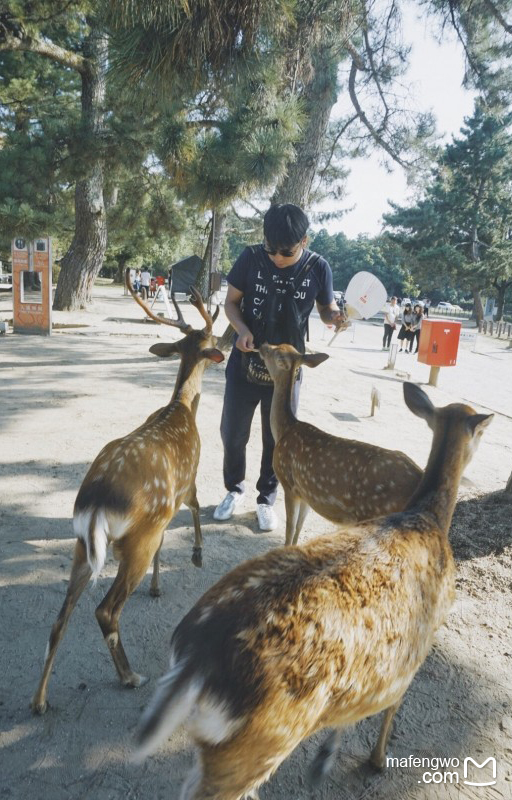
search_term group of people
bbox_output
[383,297,424,354]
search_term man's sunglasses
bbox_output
[263,242,301,258]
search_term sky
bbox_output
[313,1,477,239]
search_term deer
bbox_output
[132,382,492,800]
[257,342,423,545]
[31,273,224,715]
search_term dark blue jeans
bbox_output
[220,350,301,506]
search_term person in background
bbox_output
[423,298,430,317]
[213,203,345,532]
[411,303,424,354]
[140,268,151,299]
[397,303,414,352]
[133,268,141,294]
[167,268,173,297]
[382,296,400,350]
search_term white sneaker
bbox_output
[213,491,245,521]
[256,504,278,531]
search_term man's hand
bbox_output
[318,301,349,331]
[235,327,256,352]
[321,307,349,331]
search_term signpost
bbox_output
[12,237,52,335]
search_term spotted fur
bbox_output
[259,343,423,545]
[32,286,224,715]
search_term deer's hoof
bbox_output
[124,672,149,689]
[31,697,48,715]
[149,585,161,598]
[191,548,203,568]
[368,750,385,771]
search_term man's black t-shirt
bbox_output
[227,245,334,344]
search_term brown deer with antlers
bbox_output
[31,274,223,715]
[133,383,491,800]
[258,342,422,545]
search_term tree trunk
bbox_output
[506,470,512,493]
[493,279,512,321]
[272,49,338,209]
[196,210,227,298]
[472,286,484,324]
[115,253,130,284]
[53,28,108,310]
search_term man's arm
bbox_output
[224,284,255,352]
[317,300,347,330]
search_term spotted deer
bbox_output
[258,342,422,545]
[31,275,224,715]
[133,383,491,800]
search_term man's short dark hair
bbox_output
[263,204,309,249]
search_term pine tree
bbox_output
[384,104,512,322]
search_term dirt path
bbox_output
[1,286,511,799]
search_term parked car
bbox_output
[437,301,455,310]
[401,297,412,307]
[0,274,13,292]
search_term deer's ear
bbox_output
[467,413,493,435]
[302,352,329,369]
[403,382,435,426]
[149,343,180,358]
[202,348,224,363]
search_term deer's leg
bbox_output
[149,535,164,597]
[291,499,310,545]
[185,484,203,567]
[32,538,92,714]
[95,535,159,687]
[369,698,403,769]
[308,728,343,787]
[283,488,300,546]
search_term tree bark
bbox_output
[493,278,512,321]
[472,286,484,324]
[272,48,338,209]
[196,210,227,298]
[506,470,512,493]
[53,28,108,310]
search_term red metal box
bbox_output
[417,319,461,367]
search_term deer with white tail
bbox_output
[258,342,422,545]
[133,382,491,800]
[31,274,224,715]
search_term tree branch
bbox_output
[318,114,358,179]
[481,0,512,34]
[0,15,88,74]
[447,0,484,79]
[348,59,409,168]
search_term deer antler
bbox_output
[125,269,192,333]
[188,286,219,333]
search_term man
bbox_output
[382,296,400,350]
[213,203,345,531]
